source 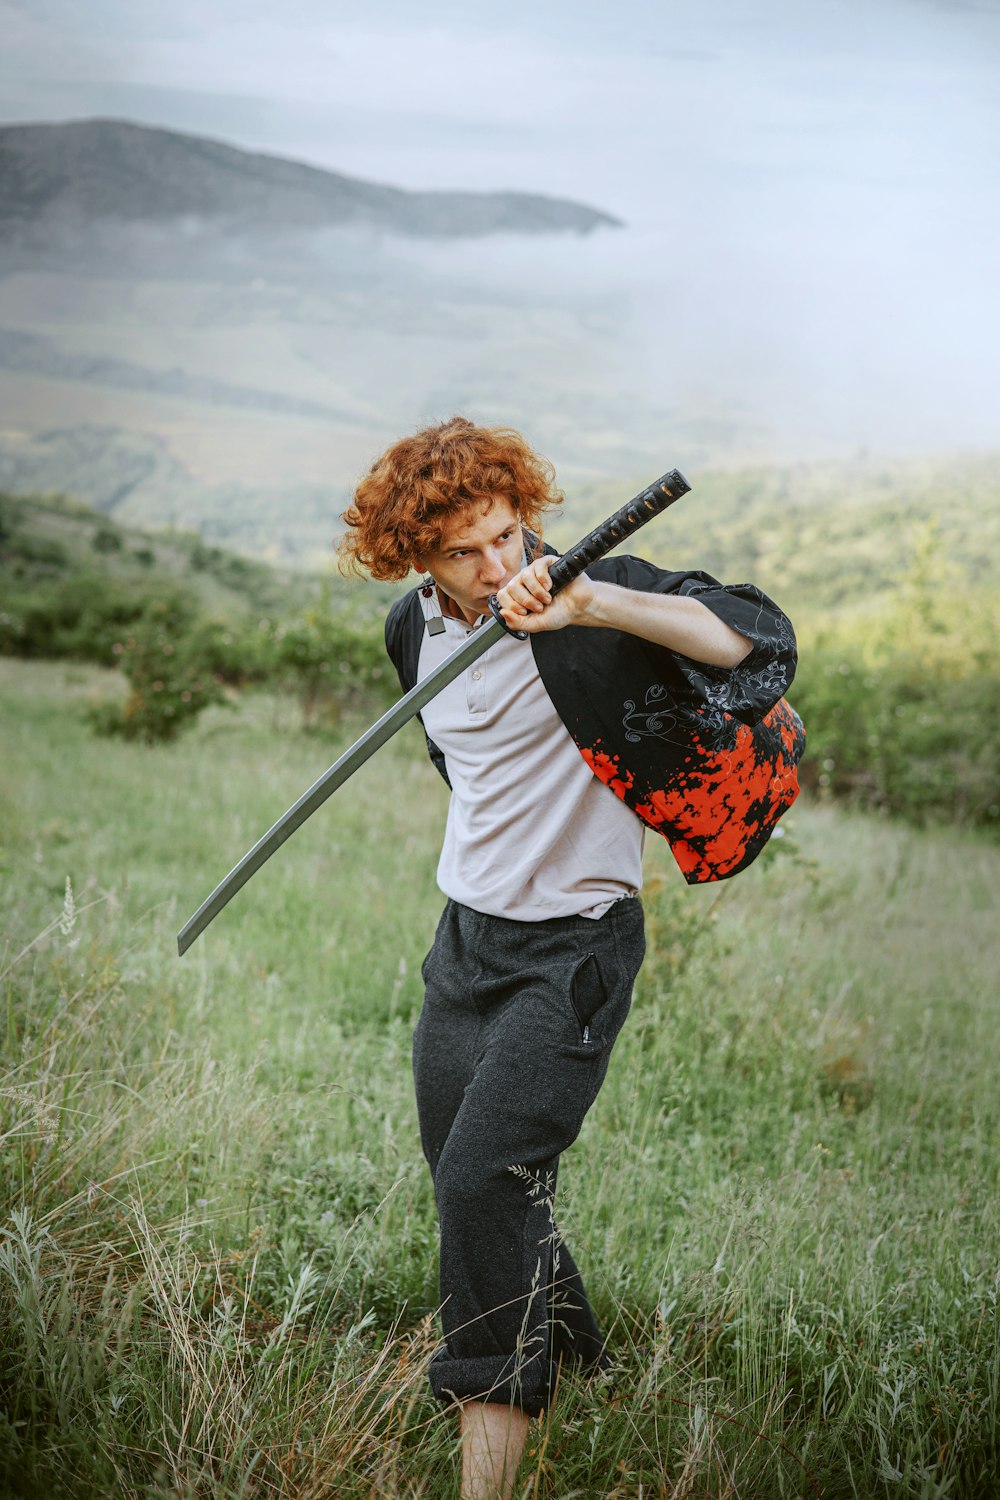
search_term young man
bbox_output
[340,417,800,1499]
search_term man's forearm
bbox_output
[496,556,755,667]
[580,582,753,669]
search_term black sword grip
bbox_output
[546,468,691,598]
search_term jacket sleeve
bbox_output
[384,592,452,789]
[609,556,798,726]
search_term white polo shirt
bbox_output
[417,598,644,922]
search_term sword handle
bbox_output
[546,468,691,596]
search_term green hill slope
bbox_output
[557,451,1000,617]
[0,488,321,620]
[3,463,997,831]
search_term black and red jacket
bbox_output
[384,552,805,884]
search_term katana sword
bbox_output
[177,467,691,955]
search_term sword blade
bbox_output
[178,465,691,956]
[176,615,505,955]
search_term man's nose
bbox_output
[481,550,507,583]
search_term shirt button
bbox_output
[471,669,482,680]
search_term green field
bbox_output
[1,656,997,1497]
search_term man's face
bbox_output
[416,497,524,625]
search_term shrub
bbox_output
[0,493,15,544]
[91,522,123,553]
[793,545,1000,832]
[186,614,272,688]
[91,598,227,744]
[187,538,220,572]
[0,574,200,666]
[794,644,999,829]
[9,533,71,572]
[266,600,393,727]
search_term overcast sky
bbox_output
[2,0,999,455]
[4,0,999,216]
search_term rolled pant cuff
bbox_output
[428,1346,550,1418]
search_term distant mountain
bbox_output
[0,118,621,240]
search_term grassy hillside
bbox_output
[559,450,1000,618]
[0,483,400,656]
[6,447,999,626]
[1,657,997,1497]
[0,488,346,621]
[4,467,998,830]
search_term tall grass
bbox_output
[1,658,997,1497]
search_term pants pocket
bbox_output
[570,952,607,1038]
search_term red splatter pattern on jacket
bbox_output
[578,747,635,800]
[578,698,804,883]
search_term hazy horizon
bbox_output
[1,0,999,489]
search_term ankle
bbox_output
[459,1399,530,1500]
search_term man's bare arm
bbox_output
[577,581,751,667]
[495,557,752,669]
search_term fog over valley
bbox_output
[1,0,997,561]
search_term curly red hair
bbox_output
[338,417,562,581]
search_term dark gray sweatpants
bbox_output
[412,894,645,1417]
